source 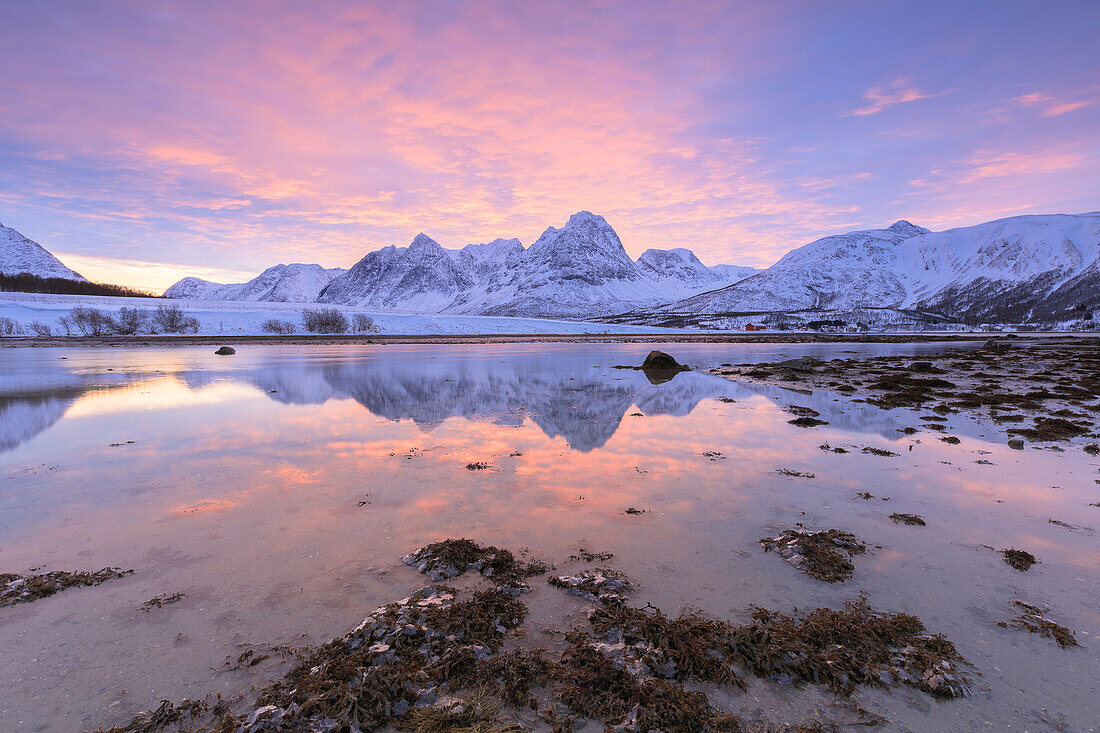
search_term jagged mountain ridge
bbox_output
[315,212,754,316]
[164,212,753,316]
[163,263,346,302]
[0,222,87,281]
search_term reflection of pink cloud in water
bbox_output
[170,497,242,516]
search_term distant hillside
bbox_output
[0,222,87,281]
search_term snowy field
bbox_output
[0,292,691,336]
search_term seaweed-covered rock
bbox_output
[402,538,549,590]
[759,528,866,582]
[245,584,529,731]
[548,568,634,606]
[214,346,236,355]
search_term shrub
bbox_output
[352,313,380,333]
[152,304,200,334]
[261,318,295,334]
[28,320,52,337]
[302,308,349,334]
[110,306,149,335]
[0,316,22,335]
[70,306,113,336]
[56,316,73,336]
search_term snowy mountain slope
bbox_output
[673,220,930,314]
[0,222,87,281]
[635,248,740,297]
[162,277,225,299]
[899,213,1100,321]
[653,213,1099,323]
[455,238,525,279]
[164,263,345,302]
[708,263,761,283]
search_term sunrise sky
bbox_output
[1,0,1098,291]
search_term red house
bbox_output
[745,323,765,332]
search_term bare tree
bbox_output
[110,306,149,335]
[302,308,349,334]
[152,304,200,334]
[261,319,295,334]
[70,306,112,336]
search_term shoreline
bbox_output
[0,332,1088,348]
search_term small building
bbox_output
[745,323,765,332]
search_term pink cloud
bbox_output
[844,78,950,117]
[1012,91,1094,117]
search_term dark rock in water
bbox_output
[1007,437,1025,450]
[214,346,236,355]
[641,350,688,372]
[640,350,689,384]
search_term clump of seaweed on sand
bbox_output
[1,567,133,608]
[403,538,551,589]
[1001,547,1038,571]
[889,513,926,526]
[759,528,867,582]
[568,547,614,563]
[997,600,1079,649]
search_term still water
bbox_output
[0,343,1097,731]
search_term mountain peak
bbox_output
[565,211,611,229]
[407,233,446,256]
[886,220,929,237]
[410,232,439,247]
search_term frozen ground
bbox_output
[0,292,689,336]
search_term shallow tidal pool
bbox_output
[0,342,1097,731]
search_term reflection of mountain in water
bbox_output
[0,367,163,453]
[0,348,997,453]
[181,355,732,451]
[0,393,73,452]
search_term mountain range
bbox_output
[3,210,1098,324]
[164,212,758,315]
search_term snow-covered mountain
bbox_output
[0,222,87,281]
[317,234,480,311]
[661,213,1100,323]
[636,248,757,298]
[444,212,669,318]
[164,263,345,302]
[673,220,929,314]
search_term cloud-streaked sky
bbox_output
[1,0,1098,290]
